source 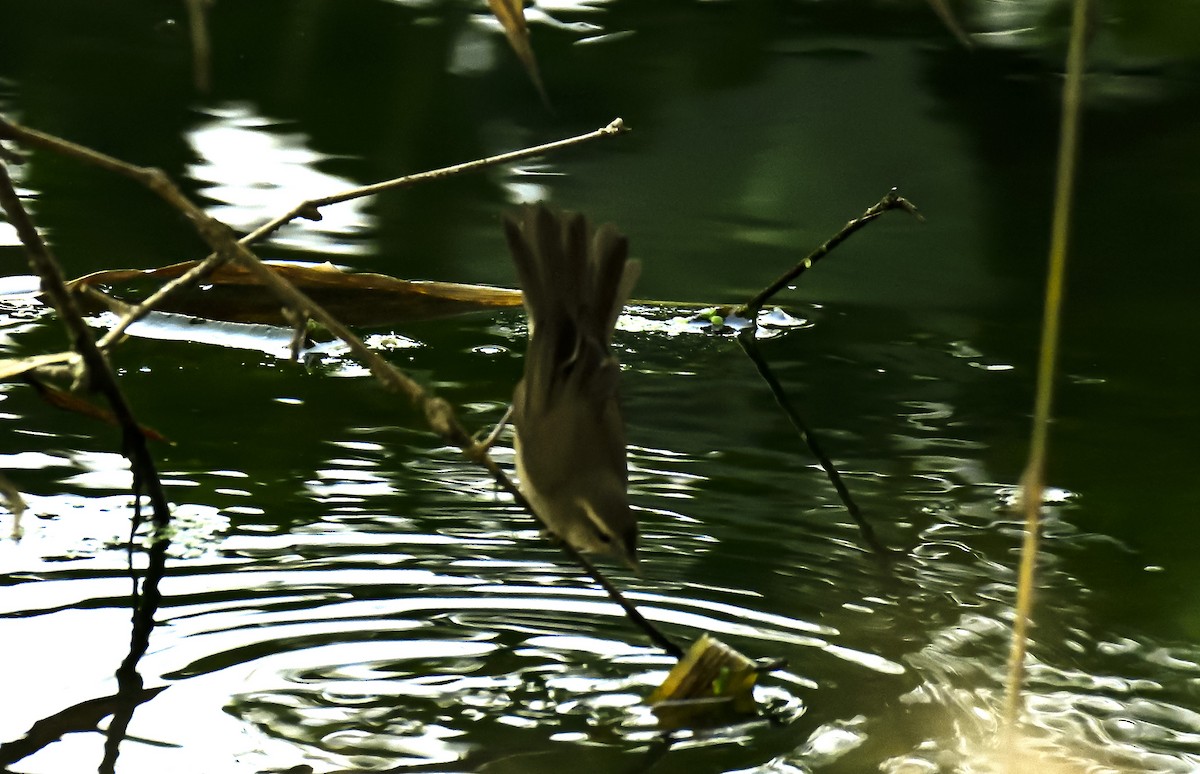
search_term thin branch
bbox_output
[473,452,684,659]
[0,115,682,658]
[0,155,174,770]
[184,0,213,94]
[731,189,921,560]
[96,251,235,349]
[738,188,922,319]
[925,0,973,49]
[736,330,894,568]
[239,117,629,247]
[73,118,628,349]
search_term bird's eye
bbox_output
[575,498,616,546]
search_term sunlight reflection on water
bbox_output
[2,299,1199,772]
[186,102,374,256]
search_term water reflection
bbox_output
[886,476,1200,772]
[186,102,374,256]
[0,501,170,773]
[4,285,1200,771]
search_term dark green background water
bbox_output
[3,1,1200,772]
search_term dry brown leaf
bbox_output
[67,260,525,328]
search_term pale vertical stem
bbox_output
[1003,0,1090,738]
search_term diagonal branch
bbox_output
[0,115,682,658]
[736,329,894,568]
[738,188,921,319]
[732,189,922,562]
[0,159,171,533]
[0,156,174,772]
[56,117,627,349]
[240,118,628,247]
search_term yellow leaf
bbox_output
[67,260,524,328]
[647,634,761,729]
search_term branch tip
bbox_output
[604,117,629,134]
[739,188,922,317]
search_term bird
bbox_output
[502,203,641,569]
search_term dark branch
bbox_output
[0,159,171,533]
[739,188,921,319]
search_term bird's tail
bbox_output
[503,204,640,396]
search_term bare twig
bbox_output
[738,188,921,319]
[0,115,682,658]
[732,189,921,559]
[239,118,629,247]
[925,0,973,49]
[184,0,212,94]
[472,451,683,659]
[487,0,553,110]
[0,472,27,539]
[75,118,629,349]
[0,155,174,771]
[94,252,233,349]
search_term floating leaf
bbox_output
[67,260,525,328]
[647,634,762,729]
[488,0,552,108]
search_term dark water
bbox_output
[3,2,1200,772]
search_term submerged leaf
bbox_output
[67,260,524,328]
[488,0,552,108]
[26,377,170,443]
[647,634,761,729]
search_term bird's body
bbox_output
[503,204,640,568]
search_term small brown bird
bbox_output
[503,204,641,569]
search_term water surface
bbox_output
[3,2,1200,772]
